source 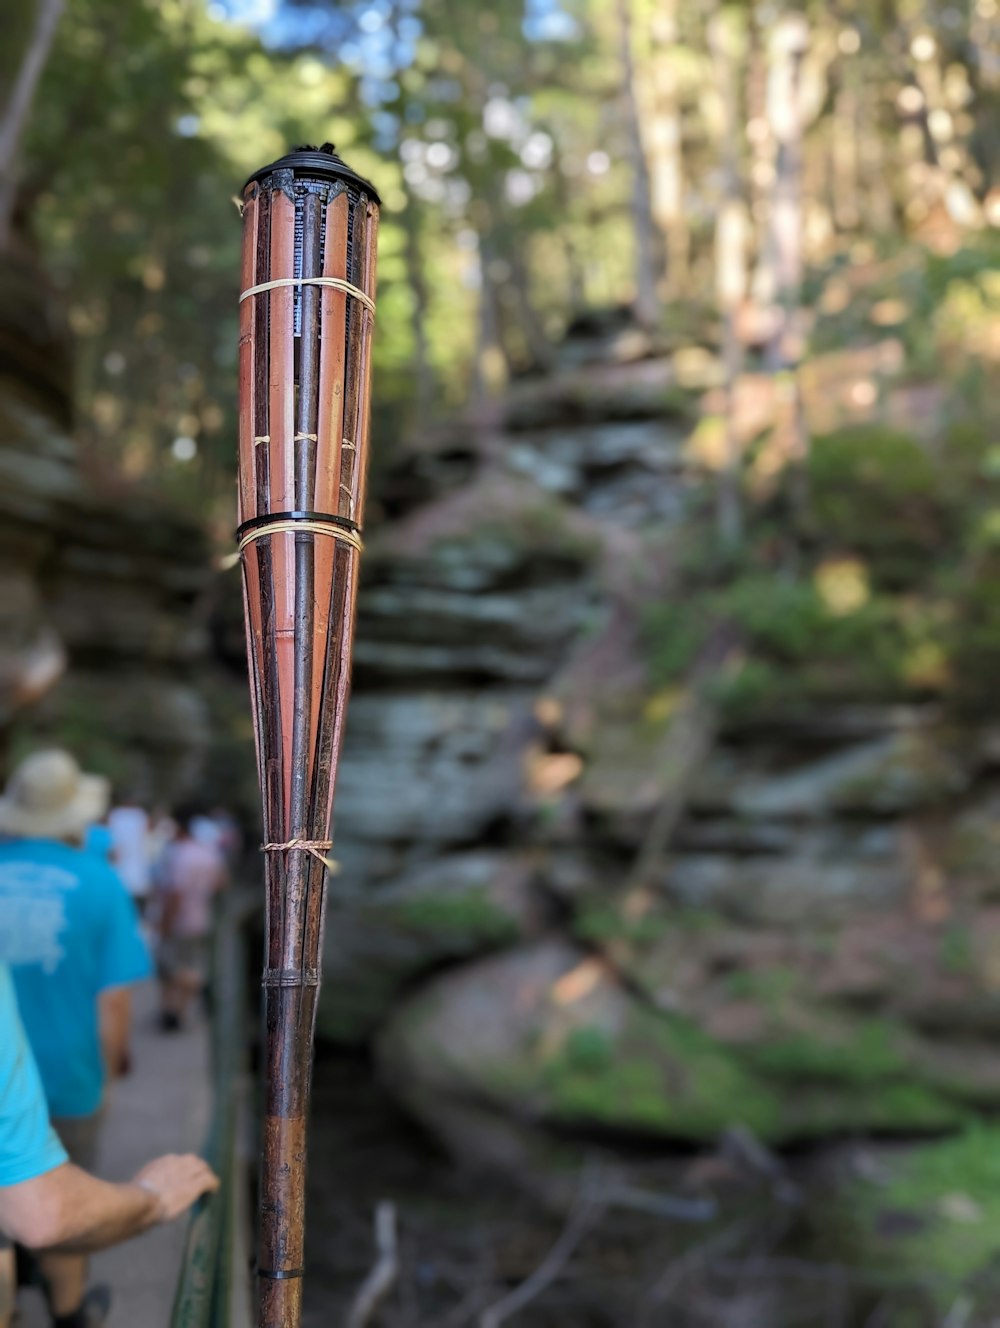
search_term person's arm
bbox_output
[98,985,132,1080]
[0,1153,218,1253]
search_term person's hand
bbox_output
[131,1154,219,1223]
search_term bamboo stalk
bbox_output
[337,200,367,524]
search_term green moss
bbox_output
[541,1007,781,1139]
[573,902,672,946]
[723,966,799,1004]
[563,1026,614,1074]
[573,901,723,949]
[939,925,974,976]
[389,889,519,944]
[850,1126,1000,1286]
[748,1018,910,1086]
[642,601,707,684]
[788,1081,964,1139]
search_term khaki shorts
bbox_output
[158,934,210,981]
[52,1110,103,1172]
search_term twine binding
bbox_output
[239,275,375,318]
[262,837,338,871]
[239,520,362,556]
[261,967,322,988]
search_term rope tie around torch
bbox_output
[237,519,363,556]
[239,274,376,318]
[261,837,338,870]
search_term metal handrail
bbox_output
[170,890,257,1328]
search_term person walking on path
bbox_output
[0,750,154,1328]
[106,798,151,918]
[156,817,227,1031]
[0,961,218,1328]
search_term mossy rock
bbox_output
[316,852,535,1045]
[378,940,784,1141]
[839,1127,1000,1301]
[377,941,981,1148]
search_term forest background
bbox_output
[3,0,1000,1324]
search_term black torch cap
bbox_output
[243,142,381,204]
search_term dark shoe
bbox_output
[159,1011,182,1033]
[53,1283,112,1328]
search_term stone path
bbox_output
[19,980,211,1328]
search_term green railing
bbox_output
[170,891,257,1328]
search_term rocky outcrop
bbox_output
[0,251,211,800]
[316,327,1000,1168]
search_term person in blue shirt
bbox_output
[0,958,218,1328]
[0,750,156,1328]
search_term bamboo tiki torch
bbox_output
[236,143,379,1328]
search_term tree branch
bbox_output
[0,0,65,246]
[344,1201,399,1328]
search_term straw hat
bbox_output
[0,750,110,840]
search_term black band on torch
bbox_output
[235,510,361,541]
[258,1268,305,1281]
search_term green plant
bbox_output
[806,426,953,583]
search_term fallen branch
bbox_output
[625,622,744,895]
[604,1183,716,1223]
[345,1201,399,1328]
[479,1166,605,1328]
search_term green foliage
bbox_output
[573,902,671,945]
[573,901,720,946]
[391,891,518,944]
[563,1026,614,1074]
[645,559,946,715]
[850,1126,1000,1286]
[949,551,1000,711]
[723,966,799,1004]
[806,427,952,581]
[747,1019,909,1087]
[641,601,707,686]
[939,926,974,977]
[722,575,829,657]
[541,1007,781,1138]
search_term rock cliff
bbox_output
[320,321,1000,1166]
[0,251,211,798]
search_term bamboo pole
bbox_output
[236,146,380,1328]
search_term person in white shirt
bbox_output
[156,820,227,1032]
[106,800,151,913]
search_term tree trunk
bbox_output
[507,241,555,373]
[747,23,776,348]
[765,13,808,377]
[646,1,687,297]
[615,0,661,327]
[401,173,432,420]
[709,8,748,549]
[832,67,860,232]
[764,12,809,481]
[0,0,65,247]
[470,235,508,410]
